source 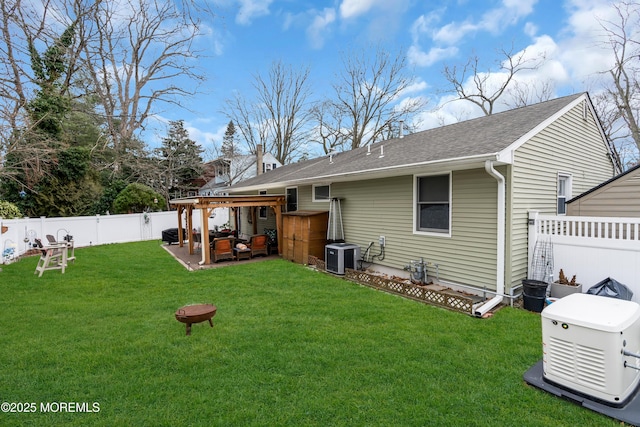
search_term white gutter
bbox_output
[231,153,507,193]
[475,160,506,317]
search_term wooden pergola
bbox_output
[169,195,286,265]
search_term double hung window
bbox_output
[416,174,450,234]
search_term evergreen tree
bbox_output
[27,25,75,139]
[221,120,238,158]
[1,25,82,216]
[30,146,101,217]
[112,183,166,214]
[157,120,203,201]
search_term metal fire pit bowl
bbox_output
[175,304,217,335]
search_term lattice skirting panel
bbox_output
[344,269,474,315]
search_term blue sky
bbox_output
[155,0,626,159]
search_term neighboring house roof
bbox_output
[567,162,640,204]
[200,152,283,194]
[192,160,224,188]
[229,93,618,192]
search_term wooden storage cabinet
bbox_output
[282,211,329,264]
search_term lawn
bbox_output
[0,241,617,426]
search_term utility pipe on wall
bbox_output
[475,160,506,317]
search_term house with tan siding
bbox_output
[566,163,640,217]
[228,93,620,315]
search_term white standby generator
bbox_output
[542,293,640,406]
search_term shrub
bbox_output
[112,183,166,214]
[0,200,22,218]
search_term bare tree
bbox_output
[0,0,96,197]
[79,0,210,174]
[596,1,640,163]
[329,46,426,150]
[505,80,555,109]
[309,100,345,154]
[0,0,28,134]
[442,44,546,115]
[225,61,312,164]
[224,91,269,157]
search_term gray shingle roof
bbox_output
[230,93,585,191]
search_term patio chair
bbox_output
[34,238,66,277]
[211,237,234,263]
[247,234,269,258]
[46,233,76,264]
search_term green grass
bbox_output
[0,241,618,426]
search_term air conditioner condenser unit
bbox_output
[325,243,360,275]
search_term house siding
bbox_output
[246,170,500,290]
[566,168,640,217]
[509,99,616,289]
[228,96,618,296]
[319,170,499,290]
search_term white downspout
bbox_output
[475,160,506,317]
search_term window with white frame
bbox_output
[259,190,267,219]
[416,174,451,233]
[286,187,298,212]
[313,184,330,202]
[263,163,278,173]
[557,174,572,215]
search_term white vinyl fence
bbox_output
[1,208,229,264]
[528,210,640,302]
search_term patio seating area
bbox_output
[162,241,279,270]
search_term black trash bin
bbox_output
[522,279,549,313]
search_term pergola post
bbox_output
[186,206,195,255]
[177,206,185,247]
[273,207,283,255]
[202,207,212,264]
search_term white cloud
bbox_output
[236,0,273,25]
[432,21,479,45]
[479,0,537,33]
[409,0,539,68]
[435,0,537,43]
[555,1,627,82]
[415,96,480,130]
[408,45,458,67]
[413,33,568,131]
[199,23,227,56]
[338,0,411,21]
[339,0,379,19]
[409,11,442,42]
[186,124,224,150]
[524,22,538,37]
[401,79,430,96]
[503,0,537,16]
[307,8,336,49]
